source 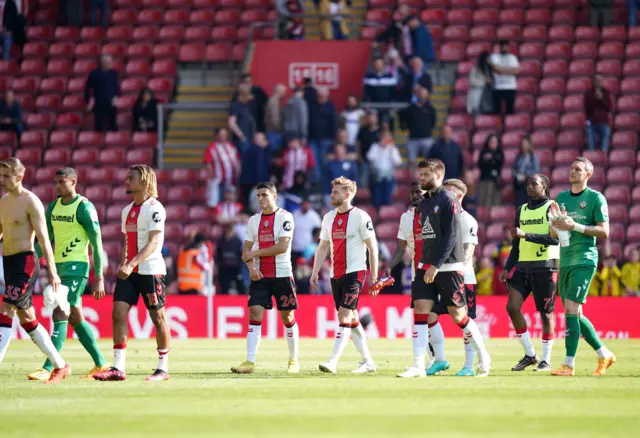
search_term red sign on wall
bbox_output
[250,41,372,110]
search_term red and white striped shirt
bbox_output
[203,141,240,186]
[397,207,423,281]
[282,146,315,189]
[320,207,376,279]
[245,209,294,278]
[121,198,166,275]
[214,201,243,221]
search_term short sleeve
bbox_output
[280,212,294,239]
[359,210,376,241]
[397,213,410,241]
[461,214,479,245]
[148,202,166,232]
[245,215,256,242]
[320,214,331,242]
[121,207,127,233]
[594,192,609,223]
[510,54,520,68]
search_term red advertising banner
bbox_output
[249,41,373,110]
[5,295,639,340]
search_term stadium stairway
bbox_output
[163,65,237,168]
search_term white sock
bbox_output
[564,356,575,368]
[285,322,299,361]
[329,325,351,364]
[247,323,262,363]
[428,321,446,362]
[413,320,429,369]
[114,344,127,371]
[29,323,66,369]
[427,343,435,362]
[461,318,490,365]
[0,325,12,364]
[463,338,476,369]
[541,335,554,363]
[351,322,373,363]
[157,348,169,372]
[517,329,536,357]
[595,346,611,359]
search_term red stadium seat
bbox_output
[187,206,212,224]
[158,26,184,42]
[445,25,469,41]
[27,26,54,41]
[537,149,554,167]
[551,8,575,25]
[581,150,606,166]
[0,132,16,148]
[148,78,173,96]
[53,27,80,41]
[0,147,13,161]
[623,60,640,76]
[62,95,85,112]
[598,42,624,59]
[164,9,190,24]
[211,26,236,41]
[518,43,544,59]
[0,60,18,76]
[607,204,628,224]
[167,186,193,203]
[518,61,540,79]
[152,60,178,77]
[473,9,498,25]
[536,95,562,113]
[86,168,115,185]
[138,9,163,25]
[77,132,105,149]
[421,9,446,24]
[466,42,492,60]
[566,78,591,95]
[185,27,211,42]
[190,10,216,25]
[100,222,121,239]
[132,133,157,149]
[500,132,523,149]
[15,148,42,166]
[526,8,550,25]
[542,60,568,77]
[43,149,71,166]
[626,43,640,60]
[112,187,130,203]
[545,42,571,59]
[13,77,40,94]
[614,114,640,130]
[106,205,124,223]
[447,114,472,131]
[522,26,546,42]
[35,167,58,184]
[153,43,179,60]
[206,44,232,62]
[165,205,188,223]
[554,149,580,165]
[563,95,584,113]
[439,43,465,62]
[474,115,501,131]
[533,113,560,131]
[21,59,46,76]
[125,149,153,165]
[596,60,621,77]
[539,78,565,95]
[105,132,132,148]
[80,27,105,42]
[604,187,630,205]
[504,114,531,131]
[20,131,47,149]
[127,43,153,59]
[556,130,584,149]
[575,26,600,42]
[31,185,56,204]
[611,131,638,150]
[75,42,100,59]
[55,113,82,129]
[454,78,469,93]
[548,25,573,42]
[572,42,597,59]
[99,149,126,166]
[627,225,640,243]
[569,60,595,77]
[499,9,524,25]
[73,60,97,76]
[106,26,134,42]
[617,96,640,113]
[121,78,145,95]
[24,115,54,133]
[49,130,76,149]
[133,26,158,42]
[23,42,48,59]
[125,60,150,76]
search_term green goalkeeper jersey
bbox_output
[36,195,104,278]
[555,187,609,269]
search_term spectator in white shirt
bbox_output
[367,131,403,210]
[341,95,365,146]
[291,199,322,262]
[203,128,241,208]
[490,40,520,115]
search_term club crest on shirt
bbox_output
[580,201,587,209]
[338,219,343,226]
[263,220,270,227]
[130,211,136,219]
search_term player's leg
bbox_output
[552,267,581,376]
[144,275,170,381]
[531,271,557,372]
[31,306,69,380]
[275,277,300,373]
[68,305,109,377]
[425,305,449,376]
[456,285,477,376]
[232,279,270,374]
[506,272,538,370]
[350,310,375,373]
[0,303,16,364]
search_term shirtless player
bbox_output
[0,158,71,384]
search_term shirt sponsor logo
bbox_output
[422,217,436,239]
[52,214,75,223]
[601,204,608,215]
[366,220,373,231]
[259,234,275,242]
[283,221,292,231]
[152,212,162,223]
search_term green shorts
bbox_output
[558,266,597,305]
[62,276,89,308]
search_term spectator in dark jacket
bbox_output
[363,57,397,124]
[215,224,245,294]
[584,74,613,151]
[326,143,359,197]
[477,133,504,208]
[406,16,435,67]
[374,5,412,57]
[239,132,272,201]
[303,77,317,109]
[85,55,120,132]
[356,110,380,188]
[397,56,433,102]
[228,84,256,156]
[132,88,158,133]
[428,125,464,181]
[403,87,436,168]
[308,87,338,182]
[283,86,308,142]
[0,90,23,137]
[232,73,268,133]
[2,0,26,59]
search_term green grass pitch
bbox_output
[1,338,639,437]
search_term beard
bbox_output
[421,181,436,191]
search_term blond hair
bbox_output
[443,178,467,196]
[0,157,26,176]
[332,176,357,195]
[130,164,158,198]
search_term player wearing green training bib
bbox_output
[28,168,109,381]
[550,157,616,377]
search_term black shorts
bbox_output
[248,277,298,310]
[2,252,38,309]
[507,270,558,314]
[114,273,166,310]
[330,271,365,311]
[411,269,466,309]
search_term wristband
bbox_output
[573,223,586,234]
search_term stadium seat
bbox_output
[522,26,546,42]
[572,42,597,59]
[611,131,638,150]
[152,60,178,77]
[548,25,573,42]
[153,43,180,60]
[72,148,99,165]
[62,95,86,112]
[25,113,54,130]
[15,148,42,166]
[80,27,105,42]
[563,95,584,113]
[379,205,405,222]
[78,132,105,149]
[598,42,624,59]
[551,8,575,25]
[545,42,571,59]
[617,96,640,113]
[539,78,565,95]
[86,167,115,185]
[581,150,606,166]
[447,114,472,131]
[31,185,56,204]
[504,114,531,131]
[55,113,83,129]
[445,25,469,41]
[125,149,153,166]
[104,132,131,148]
[100,223,121,239]
[206,44,232,62]
[133,26,159,41]
[27,26,54,42]
[99,149,126,166]
[34,167,58,184]
[607,204,628,224]
[575,26,600,42]
[127,43,153,60]
[23,42,49,59]
[604,186,631,205]
[111,187,130,203]
[439,43,465,62]
[167,186,193,203]
[49,130,77,149]
[43,149,71,166]
[187,206,211,224]
[518,43,544,59]
[542,60,568,77]
[554,149,580,165]
[627,225,640,244]
[474,115,501,131]
[106,205,125,223]
[106,26,134,42]
[607,167,634,185]
[533,113,560,131]
[614,114,640,131]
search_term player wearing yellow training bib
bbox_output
[29,168,109,381]
[550,158,616,377]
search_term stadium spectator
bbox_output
[589,0,612,27]
[335,128,358,159]
[228,84,256,155]
[232,73,268,133]
[1,0,26,59]
[283,170,310,212]
[0,90,23,138]
[132,88,158,133]
[367,132,402,211]
[467,51,494,115]
[85,54,120,132]
[631,0,640,26]
[239,132,272,202]
[598,255,622,296]
[512,135,540,207]
[341,95,365,146]
[90,0,109,28]
[283,86,308,143]
[477,133,504,208]
[321,0,349,40]
[294,257,313,294]
[308,87,339,181]
[61,0,83,27]
[476,257,494,296]
[177,233,213,295]
[363,57,397,124]
[303,227,321,262]
[326,143,359,202]
[374,5,413,61]
[428,125,464,181]
[356,110,380,187]
[276,0,303,39]
[214,186,245,226]
[621,248,640,296]
[492,226,512,296]
[403,87,436,167]
[584,74,613,151]
[405,16,435,67]
[292,199,322,263]
[303,77,317,108]
[282,137,315,190]
[397,56,433,102]
[215,224,245,294]
[203,128,240,208]
[265,84,286,149]
[490,40,519,115]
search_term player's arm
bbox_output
[433,199,457,269]
[310,239,330,290]
[364,236,379,284]
[387,239,408,273]
[504,206,522,274]
[0,219,3,241]
[243,237,291,260]
[119,233,127,267]
[34,201,55,259]
[78,201,106,298]
[127,230,162,269]
[519,205,560,246]
[242,240,262,281]
[27,194,60,290]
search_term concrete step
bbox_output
[178,85,235,94]
[172,112,228,121]
[164,146,207,156]
[168,119,224,129]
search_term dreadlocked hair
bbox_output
[130,164,158,198]
[533,173,550,199]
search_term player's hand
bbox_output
[310,272,320,291]
[117,262,134,280]
[510,227,525,239]
[48,271,61,293]
[242,251,256,263]
[499,270,508,283]
[552,216,575,231]
[423,266,438,284]
[93,277,106,300]
[249,267,263,281]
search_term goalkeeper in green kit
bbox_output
[549,157,616,377]
[28,168,109,381]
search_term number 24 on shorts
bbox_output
[279,294,297,308]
